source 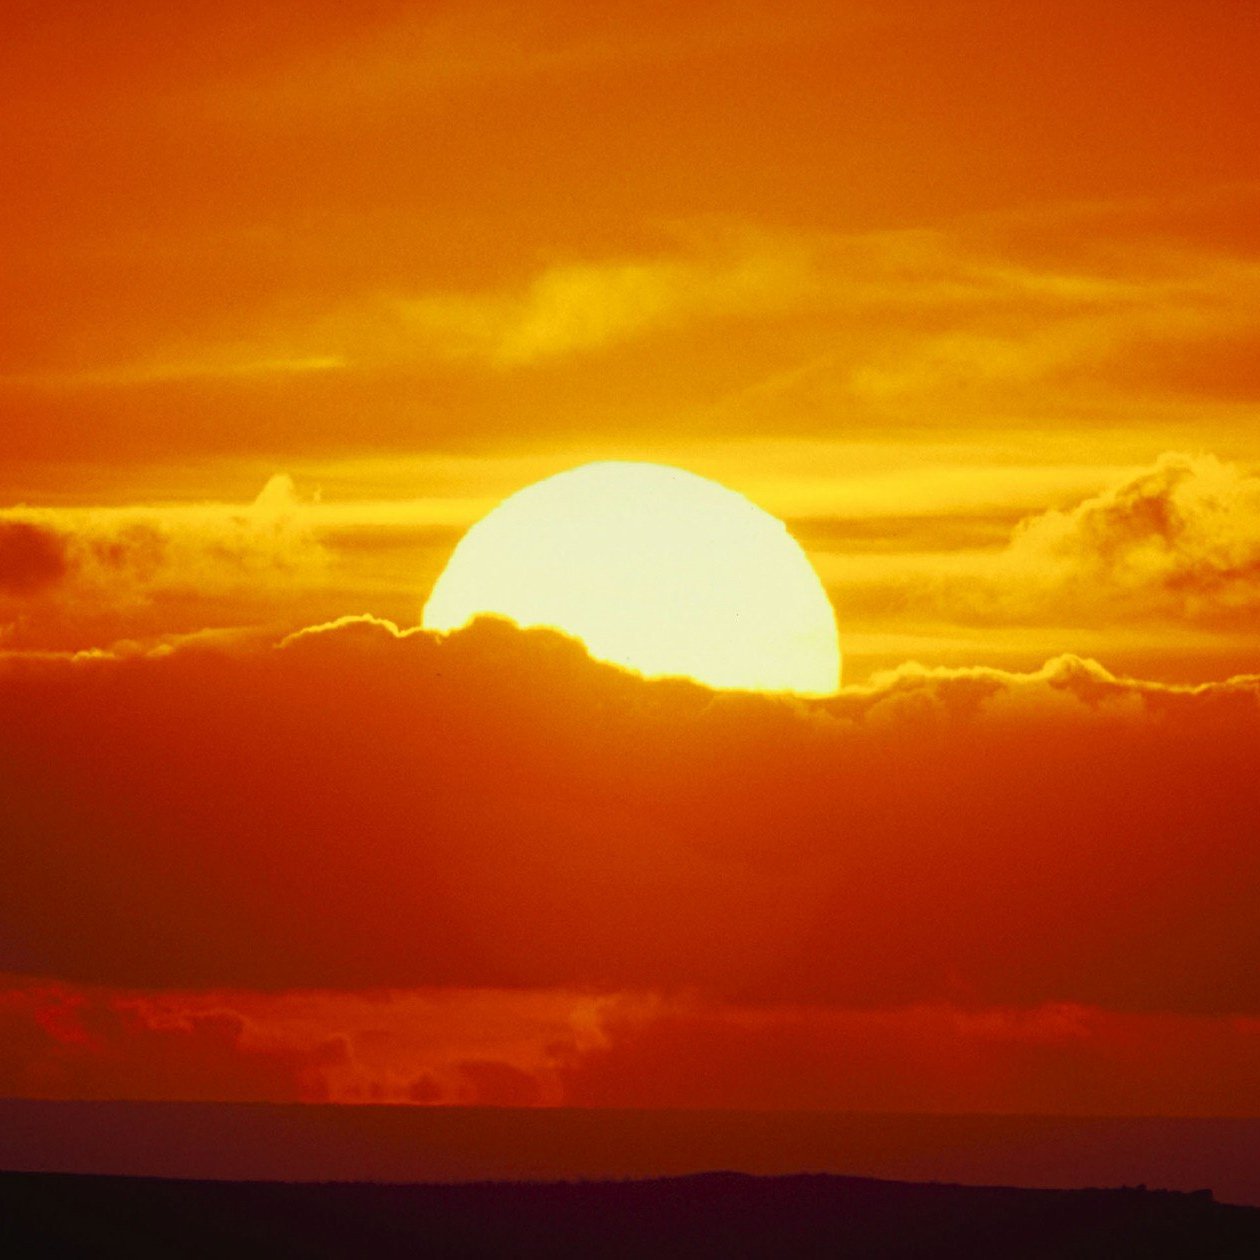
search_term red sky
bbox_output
[1,0,1258,1130]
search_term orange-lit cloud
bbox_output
[393,236,813,367]
[0,476,326,651]
[823,454,1260,647]
[14,192,1258,436]
[1004,453,1260,626]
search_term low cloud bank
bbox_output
[3,977,1259,1115]
[2,616,1256,1015]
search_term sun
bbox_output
[422,461,841,695]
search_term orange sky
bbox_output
[2,1,1259,1124]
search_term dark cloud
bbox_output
[3,976,1259,1116]
[0,981,323,1103]
[557,1000,1260,1117]
[1,615,1256,1014]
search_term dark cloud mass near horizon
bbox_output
[2,615,1257,1015]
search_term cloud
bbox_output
[378,200,1260,376]
[7,183,1260,463]
[0,476,329,649]
[826,453,1260,644]
[0,978,624,1108]
[394,238,815,366]
[704,186,1260,438]
[1005,453,1260,626]
[3,976,1260,1116]
[0,978,326,1104]
[559,996,1260,1117]
[22,353,348,390]
[341,185,1260,469]
[0,616,1256,1016]
[0,474,317,600]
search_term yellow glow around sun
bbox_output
[422,461,841,695]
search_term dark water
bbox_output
[1,1101,1257,1206]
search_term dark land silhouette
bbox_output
[3,1101,1259,1207]
[3,1168,1259,1258]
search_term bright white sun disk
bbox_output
[422,461,841,695]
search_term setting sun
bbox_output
[422,461,841,695]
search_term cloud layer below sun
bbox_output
[5,978,1260,1116]
[0,613,1257,1111]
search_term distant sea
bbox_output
[2,1101,1257,1207]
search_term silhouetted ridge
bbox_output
[3,1169,1259,1258]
